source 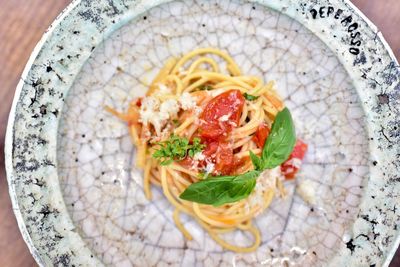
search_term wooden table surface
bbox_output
[0,1,399,266]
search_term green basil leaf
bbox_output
[261,107,296,169]
[179,170,260,206]
[243,93,259,101]
[249,151,263,171]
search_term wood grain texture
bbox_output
[0,1,71,267]
[0,1,398,266]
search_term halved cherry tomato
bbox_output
[199,90,245,140]
[214,142,234,175]
[197,90,245,174]
[202,141,219,158]
[200,141,234,175]
[252,123,270,148]
[281,139,308,179]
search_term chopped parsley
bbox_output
[152,135,205,165]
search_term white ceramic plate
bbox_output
[6,0,400,266]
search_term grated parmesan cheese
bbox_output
[259,167,282,189]
[297,179,317,205]
[204,160,215,174]
[233,98,242,107]
[139,97,160,125]
[285,158,302,169]
[193,152,206,161]
[219,113,231,122]
[160,99,179,118]
[138,89,199,136]
[140,96,159,112]
[247,167,283,213]
[139,96,168,135]
[179,92,197,110]
[228,121,237,127]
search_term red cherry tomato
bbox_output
[281,139,308,179]
[202,141,219,158]
[201,141,234,175]
[214,142,234,175]
[252,123,270,148]
[179,156,194,169]
[199,90,245,140]
[197,90,245,174]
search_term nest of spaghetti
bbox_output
[107,48,307,252]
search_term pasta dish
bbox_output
[106,48,307,252]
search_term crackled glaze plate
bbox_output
[5,0,400,266]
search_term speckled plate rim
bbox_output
[5,0,400,266]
